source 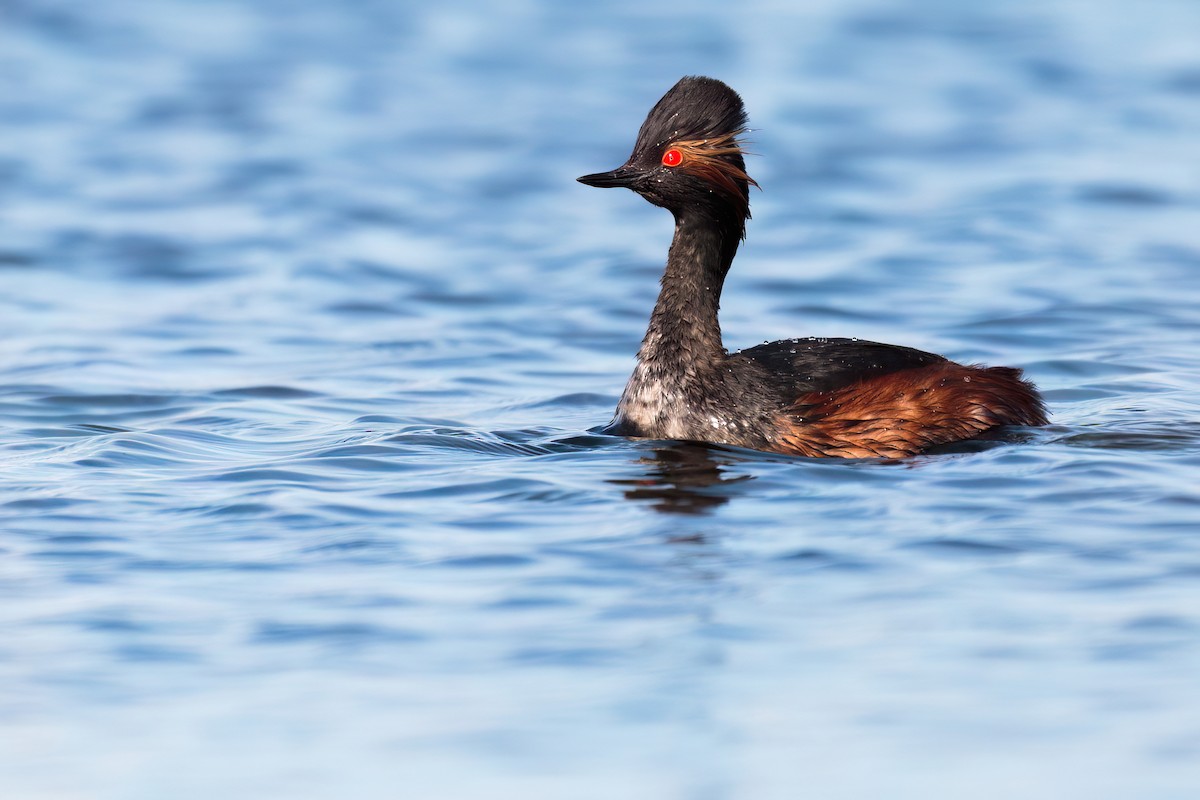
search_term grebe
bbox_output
[578,76,1047,459]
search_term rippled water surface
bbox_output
[3,1,1200,797]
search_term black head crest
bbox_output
[632,76,750,156]
[579,76,757,224]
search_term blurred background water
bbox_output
[2,0,1199,797]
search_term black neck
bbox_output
[636,208,744,374]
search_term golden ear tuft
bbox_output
[666,130,759,214]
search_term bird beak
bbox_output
[577,166,639,189]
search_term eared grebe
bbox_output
[578,76,1047,459]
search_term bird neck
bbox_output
[637,208,743,373]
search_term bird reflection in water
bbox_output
[610,442,754,515]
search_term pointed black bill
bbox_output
[577,166,638,188]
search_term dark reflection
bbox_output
[610,442,754,515]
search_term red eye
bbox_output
[662,148,683,167]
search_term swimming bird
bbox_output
[578,76,1047,458]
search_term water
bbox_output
[2,0,1199,797]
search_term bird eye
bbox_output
[662,148,683,167]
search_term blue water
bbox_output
[2,1,1199,797]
